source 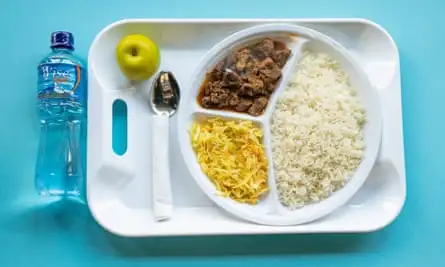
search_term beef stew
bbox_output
[198,38,291,116]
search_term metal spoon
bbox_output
[150,71,180,221]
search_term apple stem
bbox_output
[131,47,138,56]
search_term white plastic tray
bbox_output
[87,18,406,237]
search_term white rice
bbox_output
[271,51,366,209]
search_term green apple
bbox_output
[116,34,160,81]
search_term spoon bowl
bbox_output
[151,71,180,116]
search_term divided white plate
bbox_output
[87,18,405,236]
[178,23,382,225]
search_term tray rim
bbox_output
[87,17,406,237]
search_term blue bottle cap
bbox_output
[51,31,74,50]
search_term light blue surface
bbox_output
[0,0,444,266]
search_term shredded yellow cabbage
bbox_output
[190,118,269,204]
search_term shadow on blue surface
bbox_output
[4,200,388,257]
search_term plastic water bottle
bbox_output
[35,31,87,197]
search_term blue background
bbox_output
[0,0,443,266]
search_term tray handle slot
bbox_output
[97,92,135,188]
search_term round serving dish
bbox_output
[177,23,382,225]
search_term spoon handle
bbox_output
[152,114,172,221]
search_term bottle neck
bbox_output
[51,47,73,53]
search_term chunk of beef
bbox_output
[204,85,211,96]
[235,48,250,71]
[251,38,275,60]
[202,93,229,108]
[273,40,287,50]
[257,57,277,69]
[246,76,266,95]
[211,92,229,107]
[248,96,268,116]
[222,70,242,90]
[239,79,265,96]
[224,53,237,70]
[229,93,241,107]
[258,57,282,85]
[239,83,254,97]
[262,38,275,52]
[235,98,253,112]
[273,48,291,68]
[209,68,223,81]
[265,82,276,93]
[245,59,259,74]
[201,96,212,107]
[215,60,224,70]
[205,81,223,96]
[239,74,265,96]
[202,81,230,107]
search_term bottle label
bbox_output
[38,62,84,101]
